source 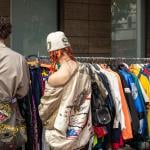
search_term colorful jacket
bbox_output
[39,63,93,150]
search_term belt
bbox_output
[0,97,17,103]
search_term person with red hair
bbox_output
[39,31,92,150]
[46,31,77,85]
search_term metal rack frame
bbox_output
[31,56,150,64]
[75,57,150,63]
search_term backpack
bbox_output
[91,82,111,126]
[87,64,111,126]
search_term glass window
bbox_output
[111,0,145,57]
[112,0,137,57]
[11,0,58,56]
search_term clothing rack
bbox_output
[29,56,150,64]
[75,57,150,63]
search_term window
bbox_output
[111,0,145,57]
[11,0,58,56]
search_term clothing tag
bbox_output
[124,88,131,93]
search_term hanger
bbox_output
[26,55,40,68]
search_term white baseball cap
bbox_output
[46,31,71,52]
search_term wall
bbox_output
[146,0,150,57]
[0,0,10,45]
[11,0,58,56]
[0,0,10,17]
[60,0,111,56]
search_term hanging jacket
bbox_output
[111,70,133,140]
[118,72,139,136]
[119,69,147,135]
[131,73,148,138]
[97,72,116,123]
[130,65,150,99]
[87,64,111,126]
[99,67,125,130]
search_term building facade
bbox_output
[0,0,150,57]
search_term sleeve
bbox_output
[16,56,30,98]
[38,82,63,128]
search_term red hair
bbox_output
[48,47,76,73]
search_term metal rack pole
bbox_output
[75,57,150,63]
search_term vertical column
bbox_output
[137,0,145,57]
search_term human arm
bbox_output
[48,63,72,87]
[16,56,30,98]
